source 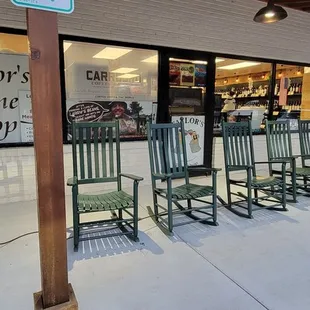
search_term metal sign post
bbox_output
[11,0,77,309]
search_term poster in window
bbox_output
[66,100,153,139]
[169,62,180,86]
[171,115,205,166]
[195,64,207,87]
[180,63,195,87]
[18,90,33,142]
[65,61,157,139]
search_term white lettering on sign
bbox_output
[11,0,74,14]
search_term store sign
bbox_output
[11,0,74,14]
[172,116,205,166]
[0,54,31,144]
[67,64,151,101]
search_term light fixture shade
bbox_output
[254,3,288,23]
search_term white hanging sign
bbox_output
[11,0,74,14]
[172,115,205,166]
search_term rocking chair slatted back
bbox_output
[265,120,293,161]
[71,121,121,189]
[299,120,310,160]
[147,121,189,180]
[222,121,255,172]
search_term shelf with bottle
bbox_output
[273,99,302,112]
[274,81,303,97]
[215,80,270,99]
[235,99,269,110]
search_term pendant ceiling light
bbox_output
[254,0,288,23]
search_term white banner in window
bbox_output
[19,90,33,142]
[0,53,30,143]
[171,115,205,166]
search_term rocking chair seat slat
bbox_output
[288,167,310,177]
[78,191,133,213]
[232,176,282,189]
[155,183,214,200]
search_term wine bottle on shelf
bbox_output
[288,85,292,95]
[274,84,279,96]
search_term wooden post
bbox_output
[26,9,77,309]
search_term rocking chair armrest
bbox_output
[152,173,172,180]
[67,177,78,186]
[255,161,287,165]
[120,173,144,182]
[188,167,221,173]
[299,154,310,159]
[270,156,299,163]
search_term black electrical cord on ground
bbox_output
[0,231,39,246]
[0,212,159,247]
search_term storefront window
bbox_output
[214,58,272,134]
[0,33,31,144]
[168,57,207,166]
[64,41,158,139]
[273,64,307,131]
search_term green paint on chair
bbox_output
[147,118,220,233]
[67,120,143,251]
[222,121,287,218]
[266,120,310,202]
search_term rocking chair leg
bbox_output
[254,189,258,200]
[118,210,123,220]
[187,199,192,210]
[247,180,253,219]
[213,191,218,225]
[133,208,138,240]
[226,179,232,207]
[73,212,79,252]
[291,171,297,203]
[282,169,288,211]
[167,180,173,233]
[153,192,159,222]
[282,186,287,211]
[133,182,139,241]
[304,176,308,189]
[168,201,173,233]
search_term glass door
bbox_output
[168,56,208,166]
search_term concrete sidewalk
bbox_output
[1,175,310,310]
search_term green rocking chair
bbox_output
[222,121,287,219]
[298,119,310,189]
[266,120,310,202]
[147,118,220,233]
[67,121,143,251]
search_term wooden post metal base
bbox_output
[34,284,78,310]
